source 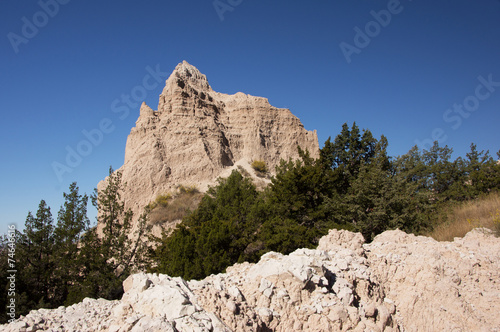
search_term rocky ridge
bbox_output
[5,228,499,331]
[99,61,319,225]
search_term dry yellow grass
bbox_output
[148,187,203,225]
[427,191,500,241]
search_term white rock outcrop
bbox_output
[365,229,500,331]
[4,228,499,331]
[6,275,231,332]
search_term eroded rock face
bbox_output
[189,240,392,331]
[99,61,319,224]
[365,229,500,331]
[5,228,499,331]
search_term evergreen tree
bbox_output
[267,147,332,229]
[321,122,378,194]
[52,183,89,306]
[420,142,458,197]
[150,224,200,280]
[16,200,55,311]
[388,152,433,233]
[151,170,262,280]
[463,143,499,196]
[256,216,316,254]
[75,167,147,301]
[329,136,390,240]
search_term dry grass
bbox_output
[251,160,268,177]
[427,191,500,241]
[148,187,203,225]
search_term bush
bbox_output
[156,193,172,206]
[177,184,199,195]
[251,160,268,176]
[147,193,172,211]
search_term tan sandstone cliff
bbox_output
[99,61,319,225]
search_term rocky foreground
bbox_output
[5,229,500,332]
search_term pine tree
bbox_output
[52,182,90,306]
[151,170,262,280]
[389,151,433,233]
[79,167,147,300]
[321,122,378,194]
[16,200,55,309]
[463,143,499,195]
[333,136,390,240]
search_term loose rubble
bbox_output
[4,228,499,331]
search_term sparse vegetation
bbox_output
[147,185,202,225]
[427,191,500,241]
[251,160,268,177]
[493,208,500,237]
[177,184,200,195]
[146,193,172,211]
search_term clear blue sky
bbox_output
[1,0,499,233]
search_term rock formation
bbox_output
[99,61,319,224]
[5,228,499,331]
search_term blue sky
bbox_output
[1,0,499,233]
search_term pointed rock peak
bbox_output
[162,60,211,95]
[136,102,156,127]
[174,60,204,78]
[140,102,154,115]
